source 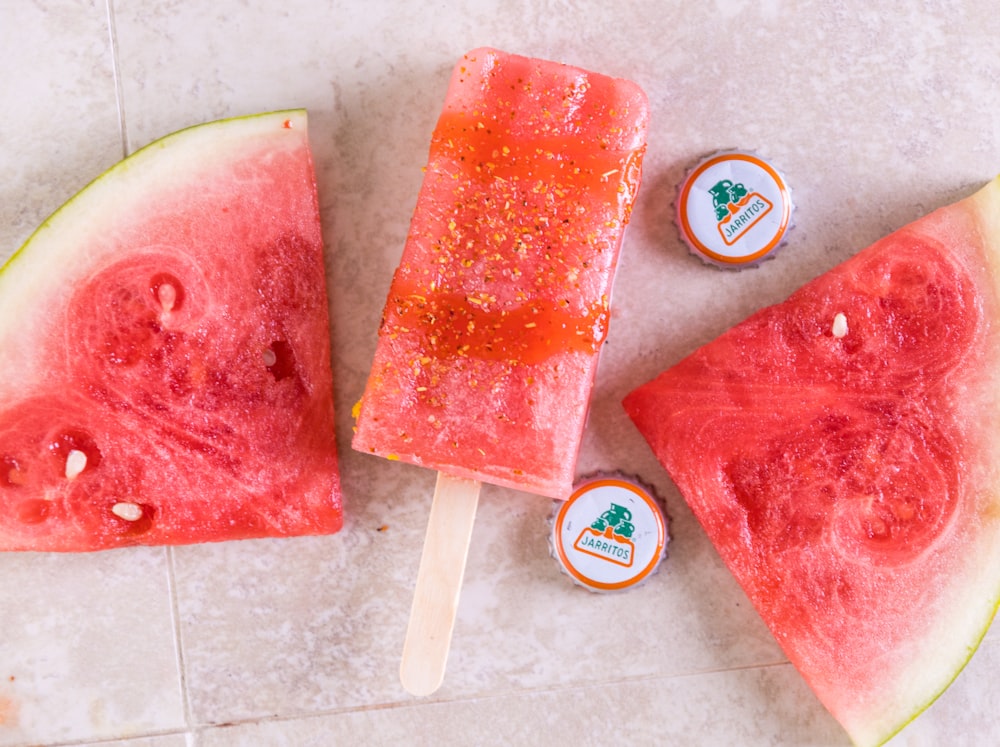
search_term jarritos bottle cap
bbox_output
[550,474,668,592]
[676,150,793,267]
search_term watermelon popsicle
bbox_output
[353,48,648,693]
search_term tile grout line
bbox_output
[165,545,197,736]
[103,0,130,158]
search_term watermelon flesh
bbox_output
[352,48,649,498]
[623,176,1000,747]
[0,110,342,551]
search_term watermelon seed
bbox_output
[64,449,87,480]
[832,312,849,338]
[157,282,177,313]
[111,502,143,521]
[149,273,185,315]
[264,340,296,381]
[2,456,25,487]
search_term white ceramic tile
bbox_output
[186,639,1000,747]
[192,662,848,747]
[0,0,124,262]
[169,472,786,727]
[84,736,189,747]
[439,484,787,694]
[170,527,417,723]
[0,549,184,746]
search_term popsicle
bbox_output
[353,47,649,694]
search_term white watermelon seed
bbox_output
[262,347,277,367]
[6,465,26,485]
[832,312,849,338]
[64,449,87,480]
[111,502,143,521]
[157,282,177,313]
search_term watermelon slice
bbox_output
[623,176,1000,746]
[0,110,342,551]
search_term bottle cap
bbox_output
[676,150,793,267]
[550,473,668,592]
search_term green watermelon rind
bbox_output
[3,109,307,268]
[884,610,997,745]
[855,176,1000,747]
[869,534,1000,747]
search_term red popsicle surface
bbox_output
[354,47,649,498]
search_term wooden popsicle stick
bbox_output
[399,471,481,696]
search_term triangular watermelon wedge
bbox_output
[624,176,1000,746]
[0,110,342,551]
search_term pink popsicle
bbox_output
[354,48,648,695]
[354,48,649,498]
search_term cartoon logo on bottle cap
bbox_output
[573,502,636,567]
[708,178,774,246]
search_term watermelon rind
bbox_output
[856,175,1000,746]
